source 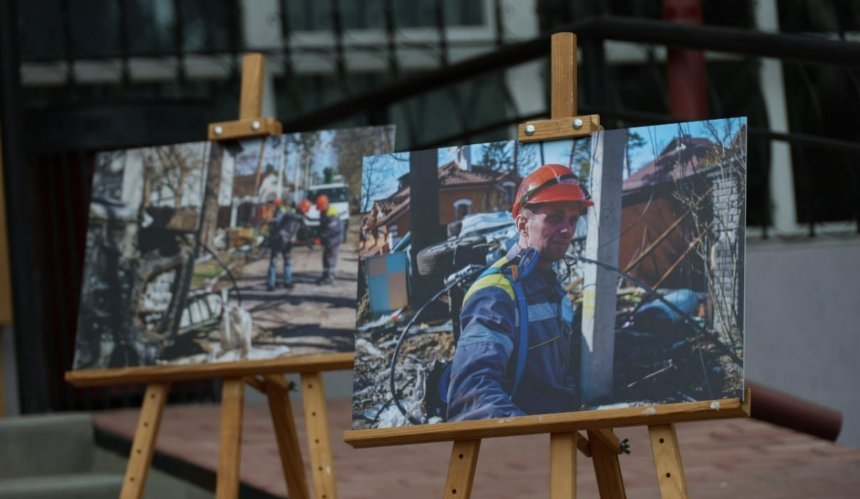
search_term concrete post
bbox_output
[580,129,625,403]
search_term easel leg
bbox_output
[443,440,481,499]
[265,375,310,499]
[587,429,627,499]
[216,378,245,499]
[301,372,337,499]
[648,424,688,499]
[550,432,577,499]
[119,382,170,499]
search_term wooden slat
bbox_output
[551,32,577,119]
[216,379,245,499]
[245,375,266,393]
[344,391,750,448]
[575,432,591,457]
[649,424,689,499]
[588,429,627,499]
[205,53,282,141]
[550,433,577,499]
[239,53,265,120]
[208,117,283,141]
[443,440,481,499]
[589,428,622,454]
[266,374,310,499]
[119,383,170,499]
[301,372,338,499]
[517,114,600,143]
[65,352,354,387]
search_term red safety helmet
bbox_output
[512,164,593,219]
[316,194,329,212]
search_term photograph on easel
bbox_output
[352,117,745,429]
[72,125,394,370]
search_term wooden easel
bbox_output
[66,53,350,499]
[343,33,751,499]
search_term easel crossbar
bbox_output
[344,393,749,448]
[65,352,354,387]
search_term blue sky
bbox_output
[625,117,746,176]
[234,130,338,179]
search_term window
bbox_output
[454,198,472,220]
[501,181,516,206]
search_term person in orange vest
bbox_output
[315,194,344,285]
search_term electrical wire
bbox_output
[388,264,487,424]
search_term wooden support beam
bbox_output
[343,392,751,448]
[589,428,622,454]
[649,424,689,499]
[518,114,601,143]
[587,429,627,499]
[119,383,170,499]
[576,432,592,458]
[239,53,265,120]
[65,352,354,387]
[245,375,266,393]
[551,32,577,119]
[205,52,282,141]
[443,440,481,499]
[207,117,283,141]
[302,372,337,499]
[266,374,310,499]
[550,433,578,499]
[216,379,245,499]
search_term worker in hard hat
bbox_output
[315,194,344,285]
[267,197,303,291]
[447,164,593,421]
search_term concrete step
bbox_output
[0,413,94,479]
[0,472,122,499]
[0,412,211,498]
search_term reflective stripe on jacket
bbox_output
[446,247,579,421]
[319,206,344,245]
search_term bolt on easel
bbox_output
[343,33,751,499]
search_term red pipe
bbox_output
[747,380,843,442]
[664,0,708,120]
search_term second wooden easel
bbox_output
[344,33,751,499]
[66,53,350,499]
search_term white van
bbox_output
[303,183,351,234]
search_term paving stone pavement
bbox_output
[93,397,860,498]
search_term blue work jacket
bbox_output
[319,206,344,246]
[447,247,580,421]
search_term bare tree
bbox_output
[143,144,205,208]
[473,141,515,172]
[670,118,746,349]
[332,126,396,208]
[286,131,322,193]
[625,130,647,178]
[360,153,408,213]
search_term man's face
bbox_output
[517,202,582,264]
